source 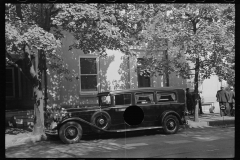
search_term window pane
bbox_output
[157,92,176,102]
[138,74,150,87]
[137,58,150,87]
[80,58,97,74]
[6,83,14,96]
[6,69,13,82]
[81,75,97,91]
[135,92,154,104]
[115,94,131,105]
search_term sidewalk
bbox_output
[185,112,235,128]
[5,128,44,149]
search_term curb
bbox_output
[208,120,235,126]
[185,119,235,128]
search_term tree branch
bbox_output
[15,4,23,21]
[50,8,61,16]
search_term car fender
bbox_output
[58,117,108,132]
[160,110,182,125]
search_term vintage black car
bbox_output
[45,87,187,144]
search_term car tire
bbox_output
[59,121,82,144]
[91,111,111,133]
[162,115,179,134]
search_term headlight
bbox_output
[53,113,60,120]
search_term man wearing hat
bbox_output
[216,86,229,116]
[228,86,235,116]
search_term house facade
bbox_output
[46,31,191,109]
[6,31,228,113]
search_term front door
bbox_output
[108,93,132,127]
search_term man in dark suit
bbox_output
[228,86,235,116]
[216,87,229,116]
[186,88,194,114]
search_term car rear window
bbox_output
[135,92,154,104]
[157,92,176,102]
[114,94,132,105]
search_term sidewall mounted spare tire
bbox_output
[91,111,111,133]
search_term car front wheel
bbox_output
[163,115,179,134]
[59,121,82,144]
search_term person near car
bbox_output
[198,91,204,114]
[227,86,235,116]
[186,88,194,115]
[216,86,229,117]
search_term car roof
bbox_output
[97,87,185,96]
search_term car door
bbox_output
[108,93,132,126]
[135,92,158,123]
[155,91,178,116]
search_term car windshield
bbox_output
[99,95,111,106]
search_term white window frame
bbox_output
[6,67,15,98]
[79,55,99,95]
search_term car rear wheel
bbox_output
[59,121,82,144]
[163,115,179,134]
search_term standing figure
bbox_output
[228,86,235,116]
[186,88,194,114]
[198,91,204,114]
[216,87,229,117]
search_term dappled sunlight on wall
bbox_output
[47,31,84,108]
[100,50,130,91]
[47,69,61,106]
[129,56,138,89]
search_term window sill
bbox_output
[79,92,98,97]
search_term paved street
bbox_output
[6,126,234,158]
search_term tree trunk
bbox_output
[165,49,170,87]
[25,45,46,138]
[192,20,199,121]
[194,57,199,94]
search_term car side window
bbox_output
[114,94,132,105]
[135,92,154,104]
[157,92,176,103]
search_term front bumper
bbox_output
[45,129,58,135]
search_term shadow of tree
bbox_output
[6,129,164,158]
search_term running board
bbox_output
[108,126,163,133]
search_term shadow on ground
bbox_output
[6,128,177,158]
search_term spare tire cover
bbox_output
[90,111,111,132]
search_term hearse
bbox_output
[45,87,187,144]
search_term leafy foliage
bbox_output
[140,4,235,89]
[52,4,148,55]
